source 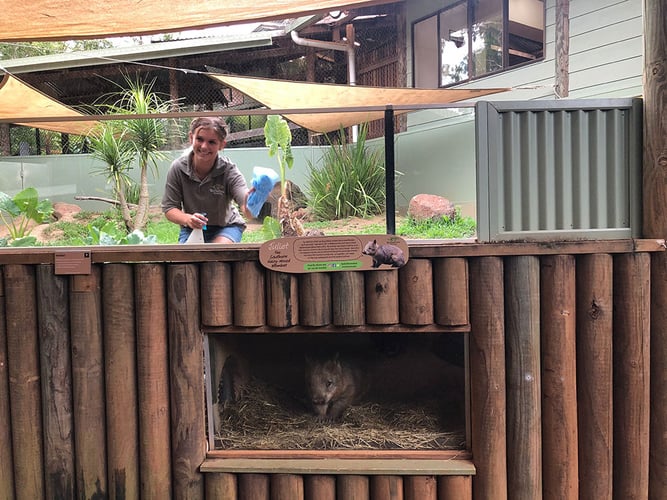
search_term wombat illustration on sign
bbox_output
[362,239,406,268]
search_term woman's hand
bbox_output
[189,212,208,229]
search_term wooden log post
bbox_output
[270,473,304,500]
[239,473,270,500]
[0,270,15,500]
[371,475,403,500]
[643,1,667,497]
[504,256,542,500]
[404,476,437,500]
[70,268,107,499]
[650,252,667,500]
[613,253,650,499]
[233,261,266,327]
[540,255,578,500]
[266,271,299,327]
[438,475,472,500]
[102,264,139,499]
[332,272,365,326]
[337,475,370,499]
[167,264,206,499]
[298,273,332,326]
[433,258,469,326]
[205,472,238,499]
[576,254,613,500]
[365,270,400,325]
[36,266,75,500]
[200,262,233,326]
[304,475,336,500]
[399,259,434,325]
[468,257,507,500]
[5,265,45,500]
[135,264,172,499]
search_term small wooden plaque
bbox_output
[54,250,92,275]
[259,234,408,274]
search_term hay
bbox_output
[215,376,465,450]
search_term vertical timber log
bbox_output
[613,253,650,498]
[399,259,434,325]
[266,271,299,327]
[332,272,365,326]
[70,268,107,499]
[4,265,43,500]
[644,1,667,496]
[576,254,613,500]
[102,264,139,499]
[469,257,507,500]
[135,264,172,499]
[540,255,578,500]
[270,473,304,500]
[233,261,266,327]
[337,475,369,499]
[433,258,469,326]
[299,273,332,326]
[201,262,233,326]
[205,473,238,499]
[404,476,437,500]
[304,475,336,500]
[168,264,205,499]
[505,256,542,500]
[239,473,270,500]
[438,475,472,500]
[365,270,400,324]
[650,252,667,500]
[0,270,14,500]
[370,475,403,500]
[36,266,75,500]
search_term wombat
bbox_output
[305,353,369,421]
[362,239,406,268]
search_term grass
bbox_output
[36,208,477,245]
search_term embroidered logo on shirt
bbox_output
[209,183,227,196]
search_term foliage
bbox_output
[264,115,294,197]
[259,216,281,241]
[306,123,390,220]
[0,40,113,60]
[87,75,178,232]
[398,209,476,239]
[0,187,53,246]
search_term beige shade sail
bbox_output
[0,74,99,136]
[0,0,393,42]
[209,74,509,133]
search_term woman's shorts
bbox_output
[178,224,245,244]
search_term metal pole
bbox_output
[384,106,396,235]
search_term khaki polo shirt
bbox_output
[161,152,248,228]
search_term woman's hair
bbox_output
[189,117,228,141]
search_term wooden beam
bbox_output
[554,0,569,98]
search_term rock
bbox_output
[53,202,82,222]
[407,194,456,222]
[258,180,307,220]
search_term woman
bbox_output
[162,117,253,243]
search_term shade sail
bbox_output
[0,74,99,136]
[0,0,393,42]
[209,74,509,133]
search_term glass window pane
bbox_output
[508,0,545,66]
[414,15,439,88]
[439,2,469,86]
[471,0,503,77]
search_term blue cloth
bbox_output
[247,167,279,218]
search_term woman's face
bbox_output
[190,126,225,164]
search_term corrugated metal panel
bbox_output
[476,98,642,241]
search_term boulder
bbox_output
[407,194,456,222]
[258,180,307,220]
[53,202,82,222]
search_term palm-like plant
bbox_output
[89,75,177,231]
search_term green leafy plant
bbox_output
[264,115,303,236]
[0,187,53,246]
[398,209,477,239]
[306,123,392,220]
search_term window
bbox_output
[412,0,544,88]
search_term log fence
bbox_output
[0,239,664,499]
